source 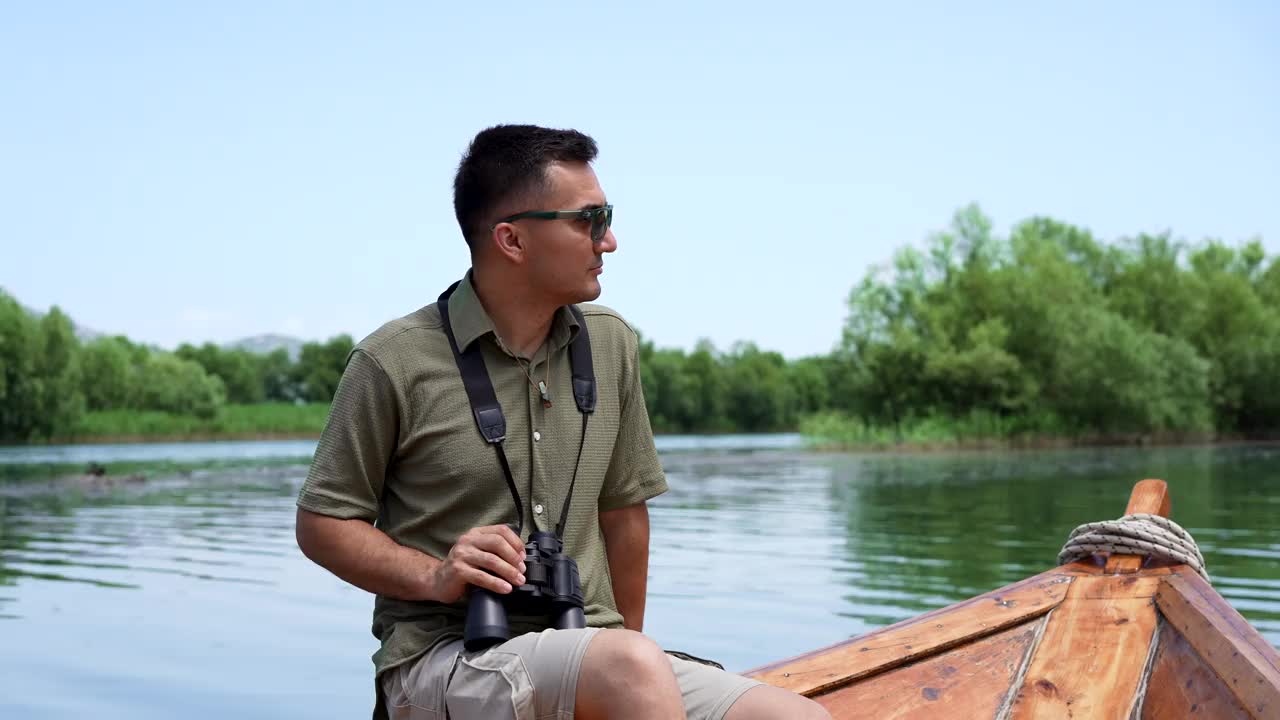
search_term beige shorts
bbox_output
[381,628,760,720]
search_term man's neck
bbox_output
[471,267,558,359]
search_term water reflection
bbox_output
[827,445,1280,640]
[0,441,1277,719]
[0,466,307,616]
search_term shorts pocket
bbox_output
[384,647,459,719]
[444,650,534,720]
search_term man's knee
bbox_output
[583,629,673,682]
[576,630,685,719]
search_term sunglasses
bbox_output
[492,204,614,243]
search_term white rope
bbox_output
[1057,513,1209,582]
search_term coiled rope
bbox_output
[1057,513,1209,582]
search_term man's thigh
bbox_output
[383,628,761,720]
[383,628,598,720]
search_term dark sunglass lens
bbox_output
[592,207,612,241]
[590,209,606,241]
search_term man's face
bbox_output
[519,162,617,305]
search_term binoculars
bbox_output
[464,531,586,651]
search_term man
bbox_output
[295,125,830,720]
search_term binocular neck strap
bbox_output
[556,411,589,539]
[438,281,525,534]
[438,281,596,540]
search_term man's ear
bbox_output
[491,222,526,264]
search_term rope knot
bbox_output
[1057,512,1208,581]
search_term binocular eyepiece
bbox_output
[464,530,586,652]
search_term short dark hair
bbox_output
[453,124,599,249]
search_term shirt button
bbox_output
[533,431,542,442]
[534,504,544,515]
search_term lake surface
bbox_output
[1,437,1277,718]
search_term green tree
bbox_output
[722,343,794,432]
[176,343,266,404]
[835,208,1230,439]
[30,308,86,438]
[1182,242,1280,431]
[639,345,697,433]
[1104,233,1199,340]
[0,290,40,441]
[922,318,1037,417]
[684,340,730,432]
[134,353,226,418]
[1049,306,1211,433]
[786,357,830,418]
[260,348,297,402]
[294,334,354,403]
[1258,256,1280,308]
[80,336,135,411]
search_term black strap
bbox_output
[557,305,594,537]
[438,282,524,532]
[556,413,589,538]
[439,283,509,444]
[438,280,595,539]
[566,305,596,414]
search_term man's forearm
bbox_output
[599,502,651,631]
[295,508,440,601]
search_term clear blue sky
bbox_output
[4,1,1277,358]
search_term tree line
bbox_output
[826,205,1280,438]
[0,289,353,442]
[638,340,832,433]
[3,205,1277,443]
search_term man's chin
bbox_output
[576,280,603,304]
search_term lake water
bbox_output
[1,437,1277,718]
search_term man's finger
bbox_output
[458,565,513,595]
[471,524,526,566]
[495,524,525,554]
[466,549,526,587]
[471,533,526,572]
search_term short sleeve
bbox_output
[598,337,668,512]
[297,348,399,521]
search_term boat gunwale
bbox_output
[746,567,1077,696]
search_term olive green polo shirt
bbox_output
[296,271,668,681]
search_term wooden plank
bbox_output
[1141,619,1251,720]
[1073,574,1163,601]
[1061,559,1179,577]
[814,617,1044,720]
[1154,573,1280,718]
[1007,574,1162,719]
[1106,479,1172,574]
[1126,479,1172,518]
[747,569,1073,696]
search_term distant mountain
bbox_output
[73,324,104,343]
[223,334,306,361]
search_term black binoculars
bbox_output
[464,531,586,652]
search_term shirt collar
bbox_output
[448,271,581,356]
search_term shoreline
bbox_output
[807,429,1280,454]
[9,429,1280,453]
[24,431,324,446]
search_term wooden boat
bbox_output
[747,480,1280,718]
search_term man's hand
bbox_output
[295,510,528,604]
[429,524,528,603]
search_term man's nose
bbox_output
[597,228,618,253]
